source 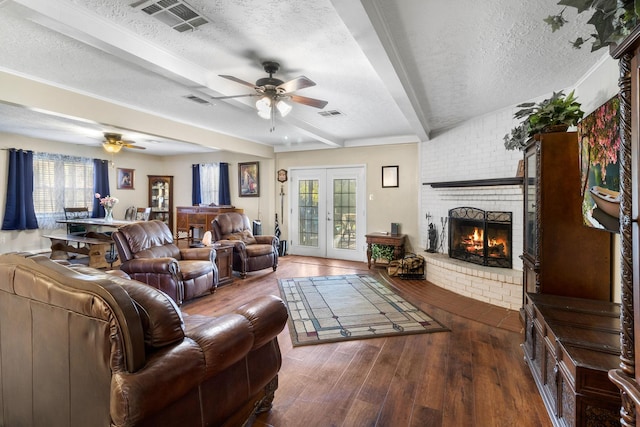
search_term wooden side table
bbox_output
[365,233,407,269]
[213,243,234,286]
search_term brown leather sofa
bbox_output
[112,220,216,305]
[212,212,278,278]
[0,253,288,427]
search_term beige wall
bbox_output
[275,143,420,253]
[0,132,164,252]
[166,151,276,229]
[0,131,418,259]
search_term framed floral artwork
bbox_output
[239,162,259,197]
[578,95,620,233]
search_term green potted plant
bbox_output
[544,1,639,51]
[371,244,395,264]
[504,90,584,150]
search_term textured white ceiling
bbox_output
[0,0,607,155]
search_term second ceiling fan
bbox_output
[213,61,328,131]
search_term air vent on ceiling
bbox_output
[318,110,344,118]
[184,94,210,105]
[131,0,208,32]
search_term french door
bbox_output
[289,167,366,261]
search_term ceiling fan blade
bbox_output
[209,93,257,100]
[124,144,146,150]
[277,76,316,93]
[219,75,257,89]
[288,94,328,109]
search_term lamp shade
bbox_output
[256,96,271,112]
[276,100,292,117]
[103,143,122,153]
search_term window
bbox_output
[200,162,219,205]
[33,152,94,229]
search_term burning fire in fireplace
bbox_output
[449,208,512,268]
[458,227,509,257]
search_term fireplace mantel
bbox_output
[423,177,523,188]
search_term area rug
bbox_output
[277,274,449,346]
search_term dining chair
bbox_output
[63,207,89,235]
[135,207,152,221]
[124,206,136,221]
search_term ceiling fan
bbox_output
[212,61,328,131]
[102,132,146,153]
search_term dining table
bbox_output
[46,218,140,268]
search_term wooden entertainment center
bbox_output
[521,132,619,426]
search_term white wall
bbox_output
[421,108,524,268]
[420,53,620,274]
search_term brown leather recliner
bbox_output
[212,212,278,278]
[112,220,217,305]
[0,253,288,427]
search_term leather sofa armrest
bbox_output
[234,294,288,350]
[184,313,254,379]
[179,247,216,262]
[111,339,204,426]
[218,239,247,256]
[254,235,278,246]
[120,258,179,275]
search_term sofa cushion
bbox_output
[246,244,276,257]
[69,265,185,348]
[226,230,257,245]
[178,260,214,281]
[118,281,185,348]
[136,244,181,260]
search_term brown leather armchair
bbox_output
[212,212,278,278]
[0,253,288,427]
[112,220,217,305]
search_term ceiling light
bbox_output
[277,100,292,117]
[103,143,122,154]
[256,96,271,113]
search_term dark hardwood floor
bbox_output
[182,255,551,427]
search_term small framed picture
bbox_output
[239,161,259,197]
[277,168,288,183]
[382,165,399,188]
[117,168,134,190]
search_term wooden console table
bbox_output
[365,233,406,269]
[176,206,243,240]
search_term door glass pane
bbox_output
[298,179,319,247]
[333,178,356,250]
[525,151,537,256]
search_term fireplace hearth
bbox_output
[448,207,512,268]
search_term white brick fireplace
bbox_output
[419,109,524,310]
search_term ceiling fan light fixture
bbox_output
[257,109,272,120]
[103,142,123,153]
[256,96,271,113]
[276,100,292,117]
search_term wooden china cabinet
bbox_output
[521,131,618,426]
[148,175,173,234]
[608,25,640,427]
[521,132,612,298]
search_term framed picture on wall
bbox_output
[239,161,259,197]
[117,168,134,190]
[382,165,399,188]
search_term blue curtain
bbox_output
[192,164,202,205]
[2,149,38,230]
[219,162,231,205]
[92,159,111,218]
